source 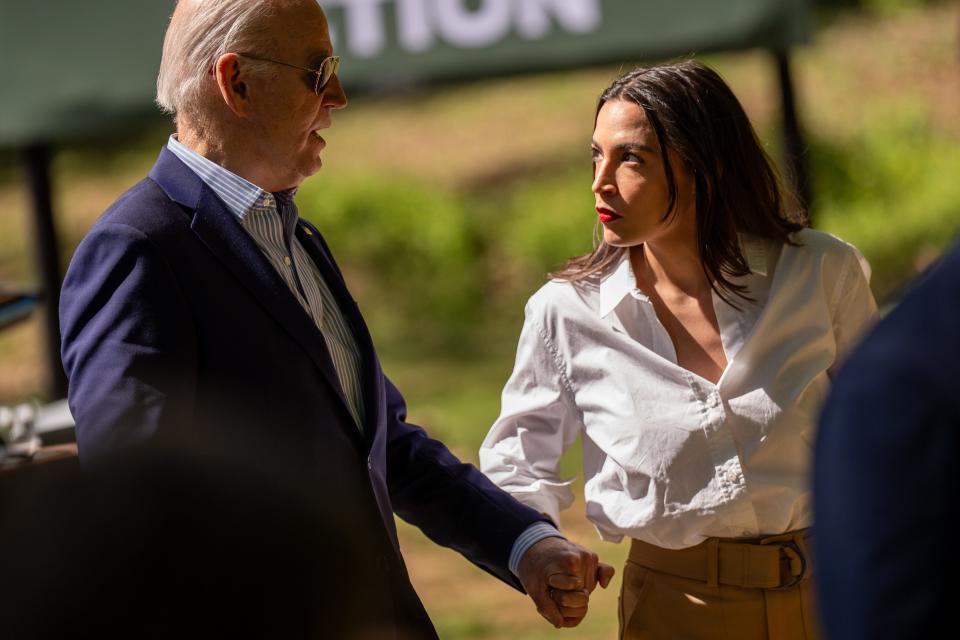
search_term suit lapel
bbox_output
[148,149,362,447]
[296,221,382,447]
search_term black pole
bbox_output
[774,49,812,222]
[22,143,68,400]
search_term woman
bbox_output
[480,61,877,639]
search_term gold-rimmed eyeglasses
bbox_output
[237,53,341,95]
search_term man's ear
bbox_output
[214,53,250,117]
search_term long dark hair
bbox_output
[552,60,805,304]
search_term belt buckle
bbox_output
[766,539,807,590]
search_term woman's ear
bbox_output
[214,53,250,117]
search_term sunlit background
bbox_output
[1,1,958,637]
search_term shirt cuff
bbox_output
[509,521,565,577]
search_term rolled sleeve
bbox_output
[480,302,582,528]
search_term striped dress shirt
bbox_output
[166,136,365,430]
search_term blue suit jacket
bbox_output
[814,240,960,640]
[60,148,548,637]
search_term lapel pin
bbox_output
[302,226,314,236]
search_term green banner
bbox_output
[0,0,177,147]
[0,0,809,148]
[323,0,810,87]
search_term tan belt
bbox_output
[628,530,811,590]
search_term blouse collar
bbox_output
[598,236,769,318]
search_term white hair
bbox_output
[156,0,287,123]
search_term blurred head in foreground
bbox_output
[0,446,398,639]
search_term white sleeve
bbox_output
[829,243,879,376]
[479,301,583,528]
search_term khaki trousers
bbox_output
[619,531,820,640]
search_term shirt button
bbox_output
[283,256,292,266]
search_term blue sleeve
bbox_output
[59,221,198,463]
[509,522,565,576]
[380,375,551,592]
[814,246,960,640]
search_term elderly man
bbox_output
[59,0,612,637]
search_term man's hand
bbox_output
[517,536,615,628]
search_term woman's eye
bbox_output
[591,148,602,161]
[623,152,643,163]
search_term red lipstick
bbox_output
[596,206,621,224]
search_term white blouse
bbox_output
[480,229,877,549]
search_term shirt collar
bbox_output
[165,135,298,221]
[599,252,640,318]
[598,237,769,318]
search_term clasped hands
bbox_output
[517,536,615,628]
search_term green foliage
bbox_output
[812,103,960,300]
[858,0,930,12]
[295,167,600,356]
[497,167,597,285]
[296,176,484,352]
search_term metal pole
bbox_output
[22,143,68,400]
[774,49,812,221]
